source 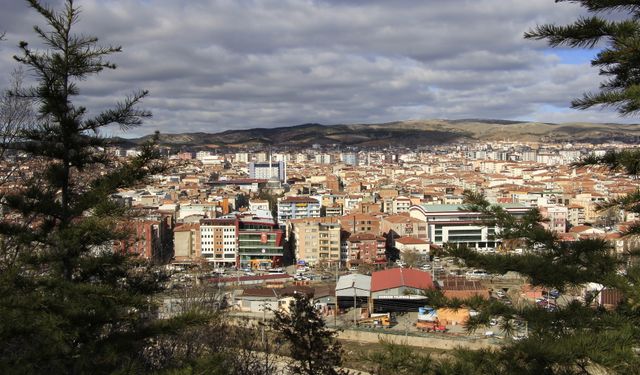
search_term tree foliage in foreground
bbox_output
[525,0,640,115]
[270,293,345,375]
[438,190,640,374]
[0,1,201,373]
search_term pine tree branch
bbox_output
[557,0,640,15]
[524,16,612,48]
[82,90,151,132]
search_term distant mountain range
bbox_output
[112,119,640,149]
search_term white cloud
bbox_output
[0,0,635,138]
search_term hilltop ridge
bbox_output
[113,119,640,149]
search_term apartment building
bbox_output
[288,218,341,266]
[277,196,321,223]
[339,213,381,235]
[567,204,586,227]
[173,223,201,263]
[540,205,568,233]
[381,214,428,240]
[347,232,386,267]
[393,196,412,214]
[249,161,287,182]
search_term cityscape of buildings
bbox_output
[80,140,640,271]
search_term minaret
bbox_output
[269,147,273,180]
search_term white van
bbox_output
[465,269,489,279]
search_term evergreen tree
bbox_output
[440,190,640,374]
[270,293,344,375]
[525,1,640,115]
[0,1,189,373]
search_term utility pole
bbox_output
[352,281,357,325]
[261,302,266,346]
[334,260,338,326]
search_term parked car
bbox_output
[420,264,432,271]
[537,299,557,311]
[466,269,489,279]
[549,289,560,299]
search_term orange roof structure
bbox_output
[371,268,434,292]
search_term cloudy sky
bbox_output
[0,0,634,137]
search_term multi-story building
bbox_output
[249,199,270,212]
[116,211,174,262]
[249,161,286,182]
[192,211,284,269]
[340,152,358,166]
[540,205,568,233]
[347,233,386,267]
[173,223,201,263]
[288,218,341,266]
[236,212,284,269]
[325,203,343,217]
[381,214,428,240]
[277,196,321,223]
[392,196,412,214]
[235,152,249,163]
[567,204,586,227]
[315,153,333,164]
[409,204,529,250]
[339,213,381,235]
[199,218,237,267]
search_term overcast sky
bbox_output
[0,0,634,137]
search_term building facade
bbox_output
[347,232,386,267]
[236,213,284,269]
[199,218,237,267]
[288,218,342,266]
[409,204,529,250]
[249,161,286,182]
[277,196,321,223]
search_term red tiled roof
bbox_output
[396,236,429,245]
[568,225,594,233]
[280,196,319,204]
[371,268,434,292]
[209,179,267,184]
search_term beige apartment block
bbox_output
[289,217,341,266]
[381,214,428,241]
[567,204,586,227]
[173,223,201,262]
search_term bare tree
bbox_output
[0,68,34,271]
[0,68,33,161]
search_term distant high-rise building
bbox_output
[235,152,249,163]
[315,153,333,164]
[248,161,286,182]
[341,152,358,166]
[254,152,268,162]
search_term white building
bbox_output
[409,204,529,250]
[199,218,238,267]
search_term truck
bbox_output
[415,319,447,333]
[357,313,396,328]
